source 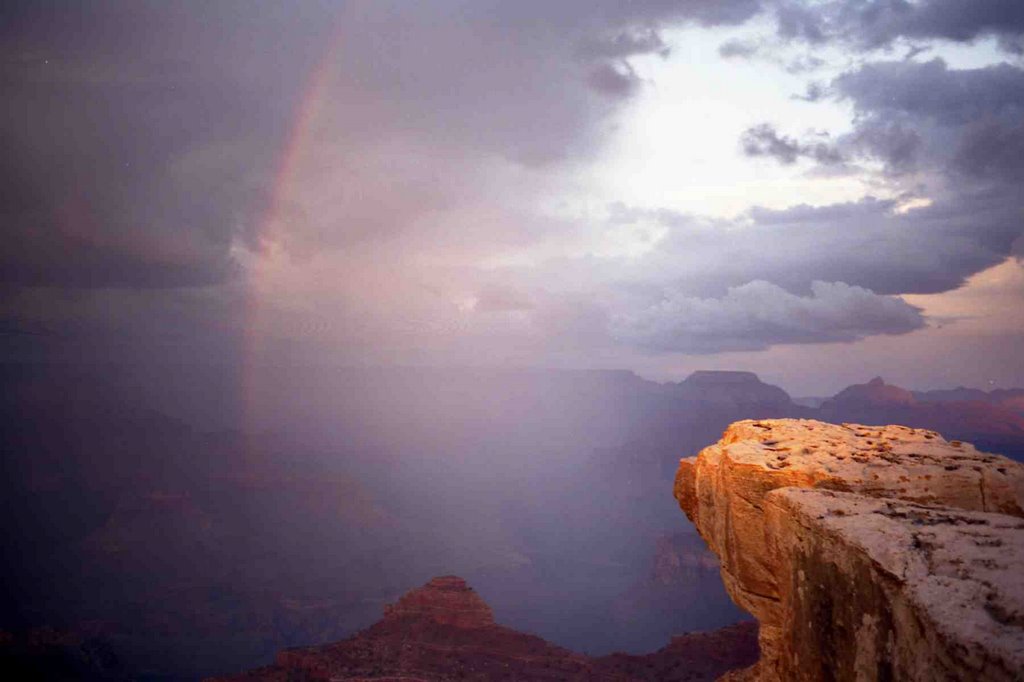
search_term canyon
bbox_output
[217,417,1024,681]
[676,419,1024,681]
[214,575,759,681]
[5,364,1024,679]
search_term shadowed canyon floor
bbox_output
[214,576,759,681]
[676,419,1024,681]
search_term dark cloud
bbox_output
[608,194,1017,299]
[903,44,931,60]
[782,54,826,74]
[741,124,803,163]
[716,37,824,74]
[847,120,923,173]
[0,68,258,287]
[739,195,1021,294]
[727,57,1023,298]
[578,28,671,59]
[587,62,643,97]
[740,123,845,165]
[905,0,1024,44]
[612,0,762,28]
[826,58,1024,190]
[772,0,1024,52]
[746,59,1024,179]
[5,1,1023,363]
[0,0,768,292]
[775,1,829,43]
[740,59,1024,182]
[718,38,760,58]
[792,81,827,101]
[834,59,1024,127]
[0,2,322,288]
[610,279,925,354]
[523,8,1024,358]
[952,119,1024,181]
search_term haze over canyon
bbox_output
[4,364,1024,679]
[2,0,1024,680]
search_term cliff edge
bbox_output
[675,419,1024,681]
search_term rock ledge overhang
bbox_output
[674,418,1024,681]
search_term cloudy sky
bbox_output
[3,0,1023,394]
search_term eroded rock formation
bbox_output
[675,418,1024,681]
[381,575,495,628]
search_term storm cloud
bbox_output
[641,194,1018,295]
[835,58,1024,183]
[0,0,766,291]
[610,280,924,354]
[712,58,1024,295]
[542,52,1024,355]
[772,0,1024,53]
[2,1,1023,364]
[740,123,845,165]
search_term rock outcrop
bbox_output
[214,576,759,681]
[381,575,495,628]
[675,419,1024,681]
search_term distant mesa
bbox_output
[914,386,1024,416]
[822,376,1024,419]
[822,376,916,408]
[675,370,794,409]
[818,377,1024,458]
[913,386,992,403]
[683,370,764,385]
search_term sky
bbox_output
[2,0,1023,395]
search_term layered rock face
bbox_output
[675,419,1024,681]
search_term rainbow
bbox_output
[240,23,343,441]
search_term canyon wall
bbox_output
[675,419,1024,681]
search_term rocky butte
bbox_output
[213,575,758,681]
[675,418,1024,681]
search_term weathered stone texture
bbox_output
[675,419,1024,681]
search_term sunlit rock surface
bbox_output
[675,419,1024,681]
